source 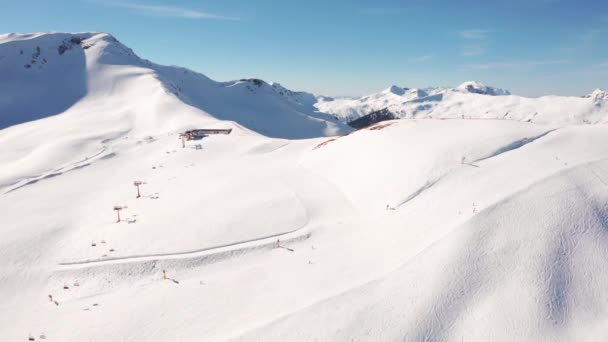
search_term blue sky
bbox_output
[1,0,607,96]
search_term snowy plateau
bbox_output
[2,32,608,342]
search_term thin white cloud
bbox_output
[358,6,409,15]
[595,61,608,68]
[461,46,486,57]
[93,1,239,21]
[459,30,489,57]
[460,29,489,40]
[580,29,602,45]
[413,53,435,62]
[464,60,569,69]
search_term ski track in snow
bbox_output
[473,128,558,163]
[2,146,114,194]
[57,226,312,270]
[56,162,347,272]
[395,178,442,209]
[394,128,558,210]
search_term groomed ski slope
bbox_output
[2,118,608,341]
[2,32,608,342]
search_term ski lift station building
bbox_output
[182,128,232,140]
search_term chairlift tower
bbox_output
[133,181,145,198]
[113,205,125,222]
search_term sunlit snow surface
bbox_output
[2,32,608,342]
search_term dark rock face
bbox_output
[348,108,397,129]
[58,37,83,55]
[240,78,264,87]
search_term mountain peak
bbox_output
[457,81,511,96]
[383,85,408,96]
[589,88,608,102]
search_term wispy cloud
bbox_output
[357,6,409,15]
[594,61,608,68]
[459,30,490,57]
[555,28,604,56]
[413,53,435,62]
[464,59,569,70]
[93,1,239,21]
[460,29,489,40]
[461,46,486,57]
[580,29,601,45]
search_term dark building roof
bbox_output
[183,129,232,137]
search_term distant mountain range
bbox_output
[315,82,608,127]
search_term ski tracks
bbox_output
[393,128,559,210]
[2,146,115,194]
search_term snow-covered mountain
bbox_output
[3,32,608,342]
[316,81,608,125]
[0,32,346,138]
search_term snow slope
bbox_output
[3,32,608,342]
[316,82,608,125]
[240,122,608,341]
[3,117,608,341]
